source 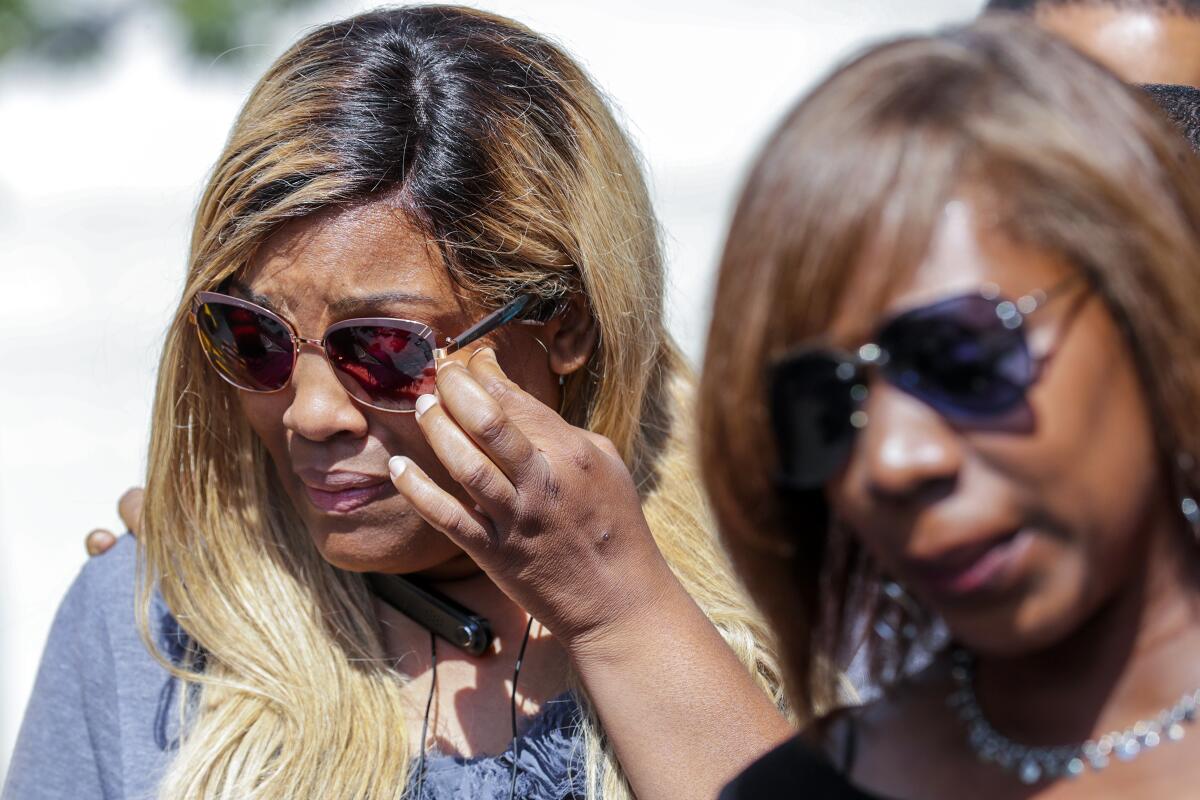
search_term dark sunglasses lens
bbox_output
[195,301,295,391]
[879,294,1035,418]
[769,351,861,489]
[325,325,436,411]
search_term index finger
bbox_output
[434,360,544,486]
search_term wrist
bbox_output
[559,554,694,665]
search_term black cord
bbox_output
[414,630,437,799]
[508,616,536,800]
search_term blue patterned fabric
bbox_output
[411,693,587,799]
[4,534,590,800]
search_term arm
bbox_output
[4,560,116,799]
[565,565,792,798]
[388,347,790,800]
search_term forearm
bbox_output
[565,565,792,800]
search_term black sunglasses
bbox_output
[768,276,1084,490]
[191,290,563,412]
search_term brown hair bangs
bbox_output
[699,17,1200,721]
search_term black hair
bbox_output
[1144,83,1200,152]
[986,0,1200,13]
[206,5,615,311]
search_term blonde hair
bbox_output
[138,5,782,798]
[698,16,1200,724]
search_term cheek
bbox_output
[490,331,559,410]
[238,392,292,464]
[970,314,1163,648]
[1020,317,1159,584]
[372,414,441,478]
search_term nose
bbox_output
[281,348,370,441]
[850,382,963,504]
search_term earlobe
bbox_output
[546,294,598,378]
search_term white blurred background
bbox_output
[0,0,985,780]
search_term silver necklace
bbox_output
[948,648,1200,785]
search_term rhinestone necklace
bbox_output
[947,648,1200,785]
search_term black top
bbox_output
[719,735,886,800]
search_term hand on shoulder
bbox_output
[84,487,142,556]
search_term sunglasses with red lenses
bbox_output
[190,290,557,412]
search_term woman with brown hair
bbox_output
[702,17,1200,799]
[4,6,788,799]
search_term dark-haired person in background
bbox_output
[1145,83,1200,150]
[707,17,1200,800]
[986,0,1200,85]
[84,3,1200,571]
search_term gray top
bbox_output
[3,535,588,800]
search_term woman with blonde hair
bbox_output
[5,6,787,799]
[702,17,1200,799]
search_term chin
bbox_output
[309,522,464,574]
[941,585,1091,658]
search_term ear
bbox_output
[543,294,598,377]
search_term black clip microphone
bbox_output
[367,572,494,656]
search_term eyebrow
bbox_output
[327,291,439,318]
[226,279,438,319]
[226,279,284,315]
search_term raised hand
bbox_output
[387,346,672,645]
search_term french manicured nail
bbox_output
[388,456,407,480]
[414,394,438,418]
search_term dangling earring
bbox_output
[874,580,922,644]
[530,335,569,411]
[1175,452,1200,542]
[873,578,943,687]
[1181,496,1200,542]
[530,335,566,386]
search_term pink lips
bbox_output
[297,470,394,514]
[906,530,1033,599]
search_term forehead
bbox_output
[241,201,454,310]
[1035,6,1200,86]
[826,198,1075,343]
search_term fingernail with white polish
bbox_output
[388,456,407,481]
[414,394,438,418]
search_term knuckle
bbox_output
[436,361,467,387]
[567,443,596,473]
[508,504,537,533]
[442,510,479,541]
[455,457,496,491]
[481,375,518,403]
[472,406,510,447]
[426,491,483,541]
[535,467,563,502]
[593,435,620,459]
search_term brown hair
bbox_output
[698,17,1200,722]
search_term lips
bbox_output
[904,529,1034,599]
[295,469,394,514]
